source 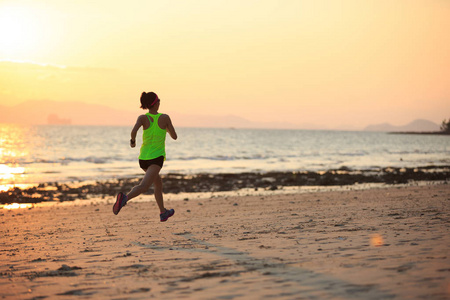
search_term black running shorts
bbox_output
[139,156,164,170]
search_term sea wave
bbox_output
[1,125,449,185]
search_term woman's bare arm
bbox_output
[161,114,177,140]
[130,115,144,147]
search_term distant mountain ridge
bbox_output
[364,119,440,132]
[0,100,138,126]
[0,100,301,129]
[1,100,442,131]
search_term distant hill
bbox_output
[364,119,440,132]
[0,100,301,129]
[0,100,138,126]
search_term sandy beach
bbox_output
[0,182,449,299]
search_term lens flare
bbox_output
[370,234,384,247]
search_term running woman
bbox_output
[113,92,178,221]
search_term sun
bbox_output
[0,4,42,58]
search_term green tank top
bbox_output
[139,113,167,160]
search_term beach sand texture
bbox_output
[1,184,449,299]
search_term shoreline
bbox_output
[1,165,449,205]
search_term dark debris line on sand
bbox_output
[1,165,449,204]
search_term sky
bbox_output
[0,0,449,129]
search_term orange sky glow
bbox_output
[0,0,449,129]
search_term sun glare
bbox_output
[0,164,25,181]
[2,203,33,210]
[0,124,31,191]
[0,4,42,57]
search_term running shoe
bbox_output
[160,208,175,222]
[113,192,127,215]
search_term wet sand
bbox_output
[1,183,449,299]
[1,165,449,204]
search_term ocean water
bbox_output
[0,124,449,189]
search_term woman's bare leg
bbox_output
[126,165,161,201]
[153,174,164,213]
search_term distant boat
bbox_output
[47,114,72,125]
